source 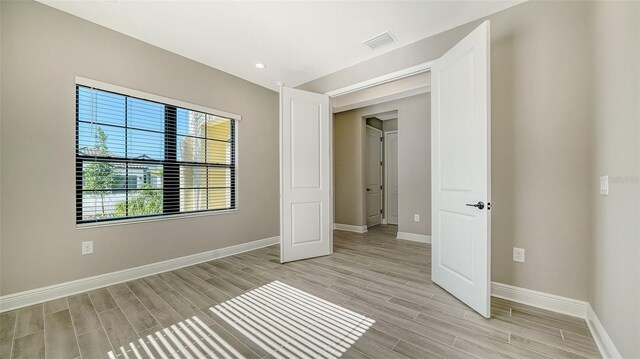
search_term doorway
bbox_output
[280,21,491,318]
[364,110,399,229]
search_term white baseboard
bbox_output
[333,223,368,233]
[396,232,431,243]
[0,236,279,313]
[491,282,588,319]
[586,303,622,359]
[491,282,619,358]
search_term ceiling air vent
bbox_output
[362,31,396,50]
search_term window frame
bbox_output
[75,77,240,228]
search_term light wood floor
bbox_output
[0,225,600,359]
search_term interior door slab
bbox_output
[280,87,332,263]
[431,21,491,318]
[385,131,399,225]
[366,126,383,226]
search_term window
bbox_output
[76,83,237,224]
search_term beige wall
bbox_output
[587,2,640,358]
[0,1,279,295]
[332,94,430,236]
[302,1,593,301]
[383,119,398,132]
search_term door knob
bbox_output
[466,201,485,210]
[366,188,371,191]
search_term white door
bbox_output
[280,87,332,263]
[385,131,399,225]
[366,126,383,227]
[431,21,492,317]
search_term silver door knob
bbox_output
[466,201,485,210]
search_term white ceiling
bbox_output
[38,0,524,91]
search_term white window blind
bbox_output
[76,84,237,224]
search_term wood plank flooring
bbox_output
[0,225,600,359]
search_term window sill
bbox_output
[76,209,239,229]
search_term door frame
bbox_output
[383,130,398,225]
[325,66,432,235]
[365,125,383,227]
[326,62,433,98]
[325,62,432,231]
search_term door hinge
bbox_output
[380,137,383,142]
[380,185,383,190]
[380,209,383,214]
[380,161,383,166]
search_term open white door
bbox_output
[280,87,332,263]
[385,131,399,225]
[431,21,491,317]
[366,126,383,227]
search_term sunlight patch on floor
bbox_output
[108,315,245,359]
[107,281,373,358]
[211,280,375,359]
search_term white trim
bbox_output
[586,303,622,359]
[325,62,434,98]
[0,236,279,313]
[396,232,431,243]
[490,282,588,319]
[332,85,431,113]
[490,282,620,359]
[333,223,368,233]
[76,76,242,121]
[77,209,239,229]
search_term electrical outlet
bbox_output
[81,241,93,255]
[414,214,420,222]
[600,175,609,195]
[513,247,525,263]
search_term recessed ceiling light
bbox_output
[255,63,266,69]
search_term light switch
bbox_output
[600,176,609,196]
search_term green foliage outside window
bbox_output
[83,126,162,218]
[113,184,162,217]
[82,127,117,217]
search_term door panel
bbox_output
[385,132,399,225]
[440,211,474,280]
[291,202,322,245]
[366,126,382,226]
[291,101,322,188]
[281,87,332,263]
[432,21,491,318]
